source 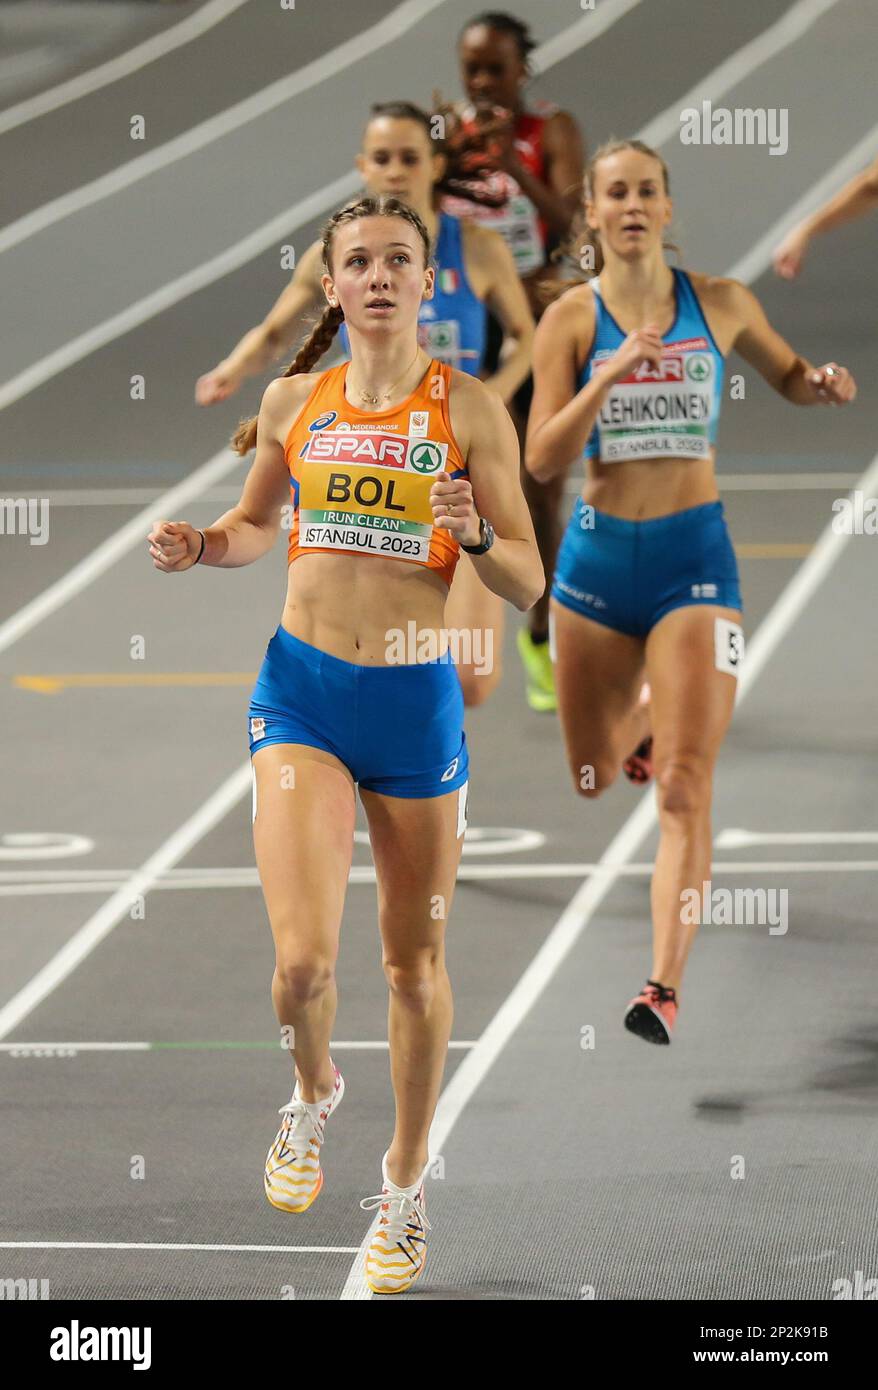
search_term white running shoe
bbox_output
[264,1062,344,1213]
[360,1151,431,1294]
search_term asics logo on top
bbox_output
[308,411,338,431]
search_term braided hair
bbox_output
[230,196,432,457]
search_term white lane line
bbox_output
[0,0,249,137]
[0,0,635,257]
[2,26,873,1039]
[1,860,876,897]
[339,96,878,1290]
[531,0,641,70]
[0,1241,359,1254]
[0,6,637,413]
[1,1042,150,1052]
[336,451,878,1297]
[1,109,866,650]
[0,761,249,1041]
[717,829,878,848]
[0,447,241,654]
[0,1041,477,1052]
[0,48,57,90]
[0,0,452,254]
[33,473,862,506]
[713,474,861,492]
[0,170,360,414]
[727,120,878,284]
[640,0,844,149]
[722,119,878,284]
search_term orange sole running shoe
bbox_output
[624,980,677,1044]
[264,1063,344,1213]
[360,1153,431,1294]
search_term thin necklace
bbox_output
[350,347,424,407]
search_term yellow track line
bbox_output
[13,673,256,694]
[13,550,813,692]
[737,543,813,558]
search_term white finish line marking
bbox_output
[1,860,877,898]
[716,829,878,848]
[0,1041,476,1053]
[0,0,250,137]
[0,1242,359,1255]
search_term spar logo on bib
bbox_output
[303,431,449,473]
[686,354,713,383]
[632,356,684,382]
[409,442,443,474]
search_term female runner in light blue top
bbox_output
[526,139,856,1045]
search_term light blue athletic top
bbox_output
[579,267,725,462]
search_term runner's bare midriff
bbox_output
[281,551,450,665]
[581,452,719,521]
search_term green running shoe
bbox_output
[516,627,557,712]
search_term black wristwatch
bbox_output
[461,517,495,555]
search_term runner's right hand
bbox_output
[772,226,810,279]
[602,325,664,386]
[195,364,242,405]
[148,521,203,572]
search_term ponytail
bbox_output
[230,303,345,457]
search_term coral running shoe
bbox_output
[624,980,677,1044]
[623,683,653,783]
[360,1153,431,1294]
[264,1063,344,1213]
[623,735,653,784]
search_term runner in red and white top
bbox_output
[440,11,586,713]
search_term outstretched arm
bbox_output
[195,241,325,404]
[773,154,878,278]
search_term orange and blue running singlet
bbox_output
[284,357,468,586]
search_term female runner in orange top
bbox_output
[148,195,542,1294]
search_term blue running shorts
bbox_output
[247,625,469,798]
[551,499,742,638]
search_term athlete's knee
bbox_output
[656,756,711,819]
[274,952,335,1006]
[383,951,442,1013]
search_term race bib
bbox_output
[298,430,447,563]
[594,340,717,462]
[488,193,544,274]
[444,178,544,274]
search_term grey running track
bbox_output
[1,0,876,1301]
